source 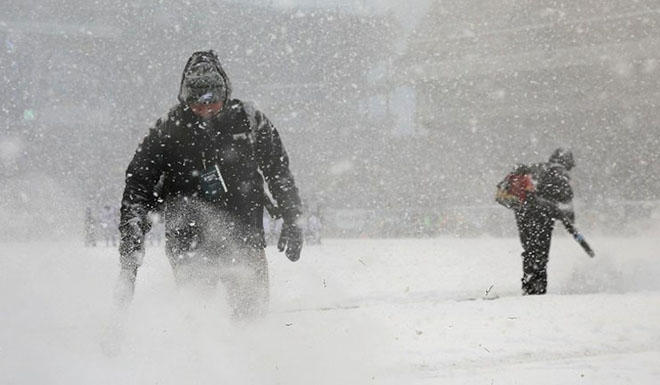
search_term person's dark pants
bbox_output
[515,209,554,295]
[166,237,269,320]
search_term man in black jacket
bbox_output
[115,50,303,318]
[515,148,575,295]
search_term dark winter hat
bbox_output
[549,148,575,170]
[178,50,232,105]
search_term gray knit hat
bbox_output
[178,50,232,105]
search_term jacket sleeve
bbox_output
[535,166,574,220]
[118,122,166,267]
[251,108,302,223]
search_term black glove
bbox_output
[562,209,575,223]
[278,221,303,262]
[119,219,145,268]
[556,202,575,223]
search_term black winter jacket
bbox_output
[536,162,573,204]
[119,100,302,267]
[520,162,574,220]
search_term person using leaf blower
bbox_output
[114,50,303,318]
[496,148,594,295]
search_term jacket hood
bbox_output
[549,148,575,170]
[178,50,232,105]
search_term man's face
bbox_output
[189,101,223,120]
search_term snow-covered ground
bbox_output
[1,233,659,384]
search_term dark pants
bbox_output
[166,238,269,319]
[162,201,269,319]
[515,209,555,295]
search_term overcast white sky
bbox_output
[258,0,432,30]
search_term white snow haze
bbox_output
[1,1,659,384]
